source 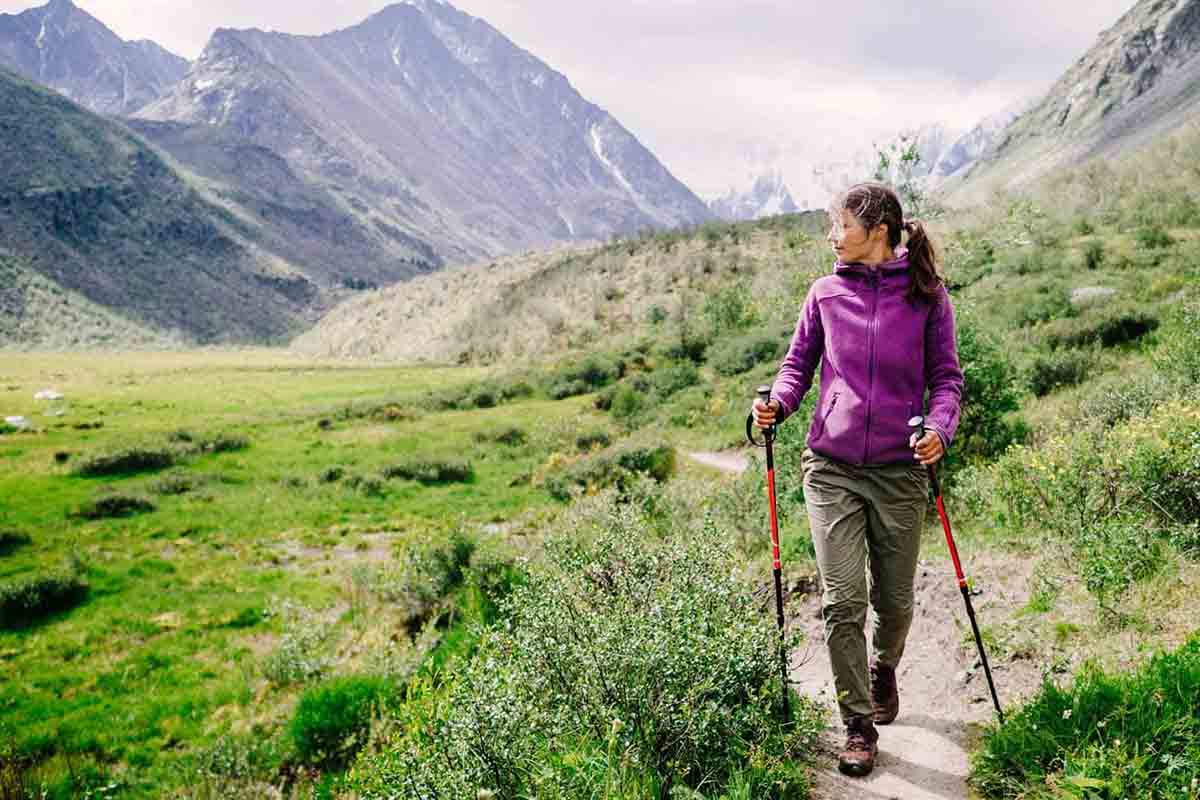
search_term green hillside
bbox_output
[0,66,313,345]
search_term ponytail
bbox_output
[903,219,944,307]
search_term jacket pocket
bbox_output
[813,391,839,441]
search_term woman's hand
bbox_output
[909,430,944,466]
[752,398,781,429]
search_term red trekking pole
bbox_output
[909,415,1004,724]
[746,384,790,722]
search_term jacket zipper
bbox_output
[863,271,880,464]
[819,391,839,440]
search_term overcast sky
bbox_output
[2,0,1140,202]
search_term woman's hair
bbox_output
[839,182,944,306]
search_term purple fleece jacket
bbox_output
[772,249,964,466]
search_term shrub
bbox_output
[548,378,591,400]
[1043,310,1159,349]
[319,466,345,484]
[1082,238,1104,270]
[608,385,645,421]
[474,426,527,446]
[550,356,624,394]
[1015,286,1076,328]
[72,491,157,520]
[1077,372,1179,428]
[73,446,178,477]
[1154,300,1200,385]
[0,529,31,556]
[382,458,473,485]
[649,361,701,399]
[1134,224,1173,249]
[345,474,388,498]
[1026,349,1096,396]
[0,567,88,628]
[702,285,759,334]
[149,470,202,496]
[291,676,391,768]
[262,602,335,686]
[972,636,1200,800]
[198,434,249,454]
[709,332,786,376]
[574,430,611,452]
[952,314,1025,465]
[543,442,675,500]
[349,493,822,798]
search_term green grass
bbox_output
[0,350,602,797]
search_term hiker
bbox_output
[752,182,964,777]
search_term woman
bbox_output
[752,182,963,778]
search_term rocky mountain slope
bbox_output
[0,0,188,115]
[137,0,711,266]
[0,65,318,345]
[953,0,1200,201]
[707,172,800,221]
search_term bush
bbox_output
[543,442,676,500]
[474,426,527,446]
[972,636,1200,799]
[1134,224,1173,249]
[952,314,1025,465]
[319,466,345,484]
[550,356,624,395]
[262,602,335,686]
[0,529,31,556]
[0,567,88,628]
[1026,349,1096,396]
[574,430,611,452]
[291,676,391,768]
[608,384,645,421]
[73,446,178,477]
[649,361,701,399]
[1043,310,1159,349]
[1077,372,1179,428]
[382,458,473,485]
[199,434,250,454]
[1015,286,1076,328]
[1154,300,1200,385]
[72,491,157,520]
[149,470,203,496]
[349,492,822,798]
[709,332,786,376]
[346,474,388,498]
[1082,238,1104,270]
[702,285,759,334]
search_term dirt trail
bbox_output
[689,449,1038,799]
[792,552,1039,800]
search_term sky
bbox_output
[1,0,1141,203]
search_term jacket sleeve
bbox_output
[924,286,964,450]
[773,284,824,424]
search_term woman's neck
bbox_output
[861,247,896,268]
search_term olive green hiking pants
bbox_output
[801,447,929,721]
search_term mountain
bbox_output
[137,0,712,266]
[954,0,1200,201]
[930,105,1029,180]
[0,0,188,115]
[0,65,319,345]
[707,172,800,221]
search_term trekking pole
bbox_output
[909,415,1005,724]
[746,384,791,722]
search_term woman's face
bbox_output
[828,208,885,263]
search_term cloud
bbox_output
[0,0,1141,199]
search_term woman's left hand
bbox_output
[909,431,944,466]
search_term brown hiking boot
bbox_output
[870,661,899,725]
[837,714,879,777]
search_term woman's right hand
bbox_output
[752,398,781,429]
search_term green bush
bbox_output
[1026,349,1096,396]
[1015,286,1076,328]
[0,529,31,556]
[608,384,645,421]
[972,636,1200,799]
[543,442,675,500]
[149,470,203,496]
[198,434,250,454]
[574,430,612,452]
[1154,300,1200,385]
[291,676,391,768]
[73,446,178,477]
[702,284,759,334]
[548,378,591,400]
[346,474,388,498]
[709,332,786,376]
[649,361,701,398]
[0,567,88,628]
[72,491,157,520]
[350,490,822,798]
[1082,239,1104,270]
[1043,310,1159,349]
[382,458,473,485]
[952,314,1025,465]
[474,426,527,446]
[1077,372,1179,428]
[550,356,625,395]
[1134,224,1173,249]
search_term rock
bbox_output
[34,389,64,401]
[1071,286,1116,308]
[3,415,32,430]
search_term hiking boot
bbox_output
[837,714,879,777]
[870,661,899,725]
